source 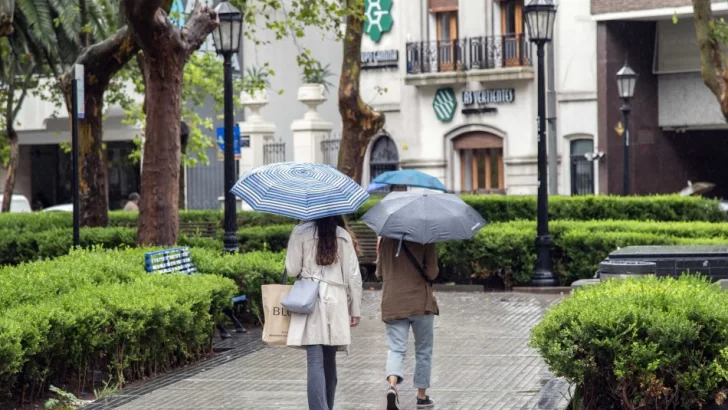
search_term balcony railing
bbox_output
[406,34,531,75]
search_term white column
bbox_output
[291,84,333,164]
[240,89,276,171]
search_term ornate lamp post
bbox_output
[525,0,558,286]
[212,0,243,253]
[616,60,638,196]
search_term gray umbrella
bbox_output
[361,191,487,244]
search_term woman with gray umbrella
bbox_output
[363,191,486,410]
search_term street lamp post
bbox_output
[212,0,243,254]
[616,60,638,196]
[525,0,558,286]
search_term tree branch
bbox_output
[61,26,139,89]
[12,63,37,120]
[691,0,728,118]
[181,3,218,60]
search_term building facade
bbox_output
[357,0,599,195]
[592,0,728,197]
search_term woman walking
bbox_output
[286,215,363,410]
[376,237,439,409]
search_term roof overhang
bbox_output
[593,3,728,22]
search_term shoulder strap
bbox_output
[402,244,433,285]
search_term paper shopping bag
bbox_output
[261,284,293,347]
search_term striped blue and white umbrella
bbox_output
[230,162,370,221]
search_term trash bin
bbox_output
[598,260,656,281]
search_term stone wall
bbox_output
[591,0,720,15]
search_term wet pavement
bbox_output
[87,291,570,410]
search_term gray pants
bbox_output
[306,345,338,410]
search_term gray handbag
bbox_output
[280,273,321,314]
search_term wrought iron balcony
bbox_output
[406,35,531,76]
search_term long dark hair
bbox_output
[315,215,360,266]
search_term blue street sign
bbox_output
[216,125,241,159]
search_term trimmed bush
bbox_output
[191,248,287,316]
[0,247,237,403]
[531,276,728,409]
[352,195,725,222]
[438,220,728,287]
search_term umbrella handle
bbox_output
[281,267,288,285]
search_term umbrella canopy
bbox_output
[361,191,487,244]
[230,162,369,220]
[372,170,447,191]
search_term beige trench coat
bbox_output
[285,222,363,350]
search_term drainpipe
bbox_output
[546,42,558,195]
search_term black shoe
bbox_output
[416,395,435,408]
[386,387,400,410]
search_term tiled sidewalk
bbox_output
[88,291,570,410]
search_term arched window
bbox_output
[369,135,399,181]
[570,139,594,195]
[453,132,504,193]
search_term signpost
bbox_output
[71,64,83,247]
[216,124,241,159]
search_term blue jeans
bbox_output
[306,345,338,410]
[385,315,435,389]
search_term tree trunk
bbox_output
[137,49,183,245]
[1,127,19,212]
[691,0,728,121]
[60,27,139,226]
[125,0,218,245]
[337,5,385,184]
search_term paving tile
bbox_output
[88,291,569,410]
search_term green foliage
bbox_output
[438,219,728,286]
[531,276,728,408]
[236,224,294,253]
[242,64,273,94]
[301,61,335,92]
[0,247,237,402]
[119,51,245,167]
[191,248,286,316]
[352,195,726,223]
[44,385,84,409]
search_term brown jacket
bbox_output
[376,238,439,322]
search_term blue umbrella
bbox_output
[230,162,369,221]
[372,170,447,191]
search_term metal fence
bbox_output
[406,34,531,75]
[320,132,341,167]
[570,155,595,195]
[263,139,286,165]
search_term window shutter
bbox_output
[429,0,458,12]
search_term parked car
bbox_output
[43,203,73,212]
[0,195,32,212]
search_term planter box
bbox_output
[601,245,728,281]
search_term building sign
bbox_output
[433,88,457,122]
[364,0,393,43]
[462,88,515,106]
[361,50,398,69]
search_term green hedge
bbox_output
[352,195,725,222]
[0,247,238,403]
[531,276,728,408]
[0,225,292,266]
[438,220,728,287]
[0,195,722,234]
[0,210,293,233]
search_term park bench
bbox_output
[144,247,247,339]
[349,222,378,282]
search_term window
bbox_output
[436,11,459,71]
[499,0,525,66]
[570,139,595,195]
[369,135,399,183]
[454,132,504,193]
